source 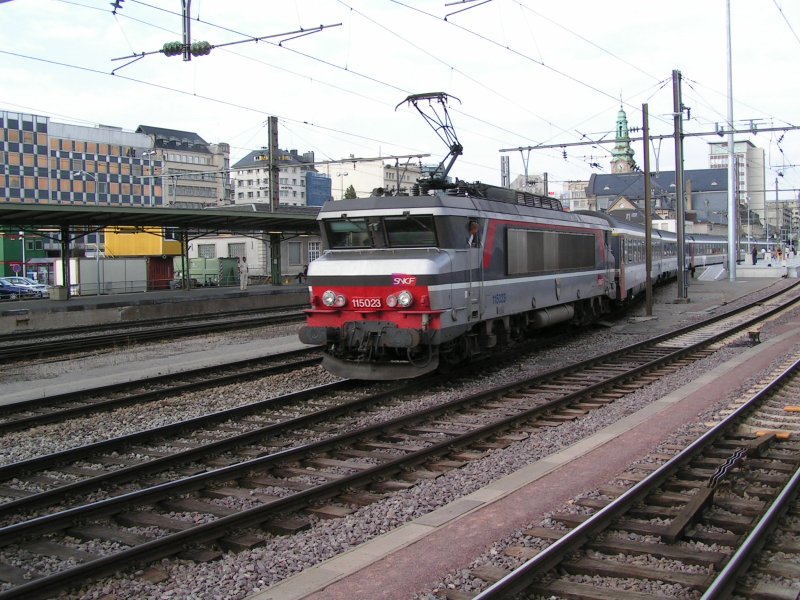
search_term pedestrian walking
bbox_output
[238,257,248,290]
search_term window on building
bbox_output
[228,242,245,258]
[308,241,321,262]
[197,244,216,258]
[287,241,302,265]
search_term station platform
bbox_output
[0,283,310,334]
[0,333,311,407]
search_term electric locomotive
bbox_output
[299,182,618,379]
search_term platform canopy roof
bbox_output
[0,203,321,235]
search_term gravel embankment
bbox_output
[0,284,793,599]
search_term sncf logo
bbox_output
[392,274,417,286]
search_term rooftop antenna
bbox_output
[396,92,462,185]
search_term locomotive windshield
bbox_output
[383,215,437,247]
[327,218,371,248]
[324,214,438,249]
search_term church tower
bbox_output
[610,106,636,173]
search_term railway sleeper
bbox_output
[66,523,150,546]
[584,537,729,569]
[160,497,238,518]
[306,504,355,520]
[503,545,538,561]
[239,476,313,491]
[115,510,195,532]
[336,491,386,506]
[401,468,442,481]
[0,563,42,585]
[469,564,510,583]
[560,557,715,591]
[738,581,800,600]
[702,512,754,534]
[219,533,267,552]
[0,485,30,499]
[525,579,676,600]
[21,540,100,563]
[178,548,223,563]
[203,487,281,503]
[758,559,800,579]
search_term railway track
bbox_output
[0,347,322,434]
[467,356,800,600]
[0,306,306,362]
[0,284,798,598]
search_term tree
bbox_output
[344,184,357,199]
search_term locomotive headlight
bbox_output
[386,294,398,308]
[322,290,338,307]
[334,294,346,308]
[397,290,414,308]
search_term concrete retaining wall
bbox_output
[0,288,309,334]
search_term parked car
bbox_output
[0,277,50,298]
[0,280,38,300]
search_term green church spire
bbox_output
[610,106,636,173]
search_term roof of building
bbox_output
[232,149,316,170]
[135,125,211,154]
[586,168,728,200]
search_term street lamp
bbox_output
[336,172,348,200]
[142,151,156,207]
[72,170,102,295]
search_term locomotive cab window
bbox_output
[384,215,437,247]
[326,218,371,248]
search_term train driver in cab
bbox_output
[467,220,480,247]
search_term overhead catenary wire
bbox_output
[6,0,799,187]
[82,0,650,172]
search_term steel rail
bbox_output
[701,465,800,600]
[0,377,414,520]
[472,357,800,599]
[2,312,795,597]
[2,285,798,530]
[0,284,798,598]
[0,305,307,344]
[0,311,305,361]
[0,348,321,433]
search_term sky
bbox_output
[1,0,799,200]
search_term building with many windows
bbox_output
[0,109,162,278]
[231,148,325,207]
[135,125,230,207]
[0,110,237,282]
[708,140,766,227]
[1,110,158,206]
[318,159,423,200]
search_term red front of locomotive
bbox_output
[299,268,446,379]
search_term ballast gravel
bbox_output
[0,282,795,599]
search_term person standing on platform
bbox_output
[751,246,758,265]
[238,256,248,290]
